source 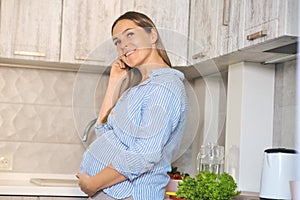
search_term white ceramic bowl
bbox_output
[165,179,182,192]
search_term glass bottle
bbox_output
[197,143,224,175]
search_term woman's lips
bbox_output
[125,50,135,57]
[119,49,135,63]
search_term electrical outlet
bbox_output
[0,154,13,171]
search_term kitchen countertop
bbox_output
[234,191,260,200]
[0,172,87,197]
[0,172,260,199]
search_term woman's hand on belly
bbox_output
[76,173,98,197]
[76,164,127,197]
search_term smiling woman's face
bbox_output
[112,19,157,67]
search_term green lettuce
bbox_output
[176,170,241,200]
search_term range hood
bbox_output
[262,42,297,64]
[265,42,297,54]
[183,36,299,79]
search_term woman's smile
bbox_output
[120,48,137,65]
[124,49,135,57]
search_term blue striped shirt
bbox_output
[80,68,187,200]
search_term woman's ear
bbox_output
[150,28,158,45]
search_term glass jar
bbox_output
[197,143,224,175]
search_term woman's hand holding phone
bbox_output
[110,59,129,80]
[99,59,130,124]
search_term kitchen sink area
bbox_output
[0,172,87,197]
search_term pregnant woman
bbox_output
[76,11,187,200]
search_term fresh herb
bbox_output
[176,170,241,200]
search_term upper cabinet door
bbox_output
[189,0,244,62]
[121,0,190,66]
[238,0,298,50]
[189,0,298,63]
[217,0,243,56]
[189,0,221,64]
[0,0,62,62]
[61,0,122,67]
[239,0,280,49]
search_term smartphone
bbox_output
[120,58,131,69]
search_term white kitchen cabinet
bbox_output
[217,0,243,56]
[0,0,62,62]
[0,0,190,70]
[121,0,190,66]
[189,0,219,62]
[239,0,298,50]
[189,0,298,68]
[60,0,122,67]
[189,0,245,61]
[189,0,230,63]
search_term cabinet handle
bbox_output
[75,56,105,62]
[222,0,231,26]
[247,30,267,41]
[192,52,206,60]
[14,51,46,57]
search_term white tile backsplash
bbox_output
[0,99,79,144]
[0,67,74,106]
[0,66,107,174]
[0,141,84,173]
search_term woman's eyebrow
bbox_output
[112,37,118,42]
[112,28,135,41]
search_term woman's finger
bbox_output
[119,60,126,69]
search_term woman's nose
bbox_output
[120,44,128,52]
[120,38,129,50]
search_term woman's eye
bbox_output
[127,32,134,37]
[114,40,121,46]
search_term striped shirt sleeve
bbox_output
[111,82,182,180]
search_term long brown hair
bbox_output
[111,11,172,67]
[101,12,171,124]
